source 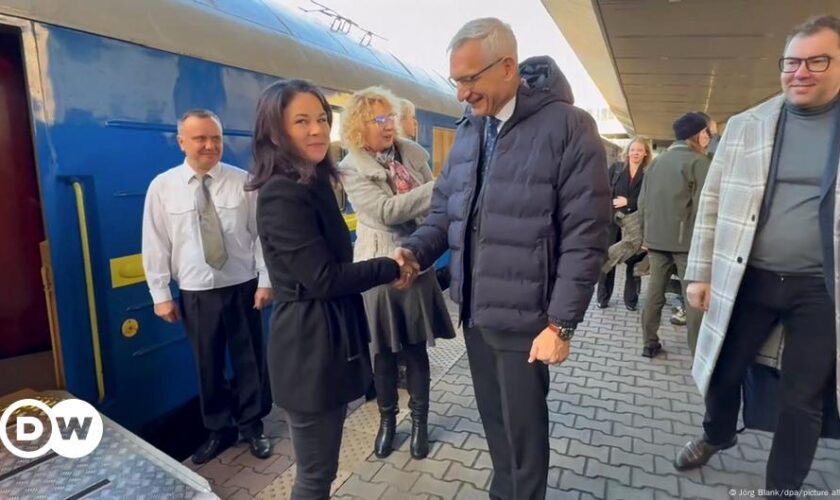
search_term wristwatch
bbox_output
[547,323,575,341]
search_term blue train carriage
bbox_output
[0,0,462,437]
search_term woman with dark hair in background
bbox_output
[596,136,652,311]
[246,79,415,499]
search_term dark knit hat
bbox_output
[672,112,708,141]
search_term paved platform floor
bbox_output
[187,268,840,499]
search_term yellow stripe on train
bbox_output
[108,213,359,289]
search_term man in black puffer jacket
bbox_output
[396,17,611,499]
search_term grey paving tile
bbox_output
[585,459,632,485]
[632,468,680,496]
[472,451,493,470]
[568,440,610,464]
[462,433,489,452]
[411,474,462,498]
[678,477,731,499]
[372,463,422,492]
[607,479,656,500]
[590,430,632,453]
[610,447,655,473]
[558,470,606,497]
[354,458,385,482]
[612,422,654,442]
[453,482,489,500]
[402,457,453,480]
[444,462,491,490]
[453,418,486,435]
[433,443,480,467]
[574,416,612,435]
[335,474,388,499]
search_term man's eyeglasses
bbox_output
[371,113,397,126]
[449,57,504,88]
[779,55,832,73]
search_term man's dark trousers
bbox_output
[180,278,272,438]
[464,326,550,500]
[702,266,836,491]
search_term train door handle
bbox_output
[72,181,106,402]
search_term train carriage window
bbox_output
[432,127,456,177]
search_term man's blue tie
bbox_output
[480,116,501,180]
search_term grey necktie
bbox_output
[195,175,228,270]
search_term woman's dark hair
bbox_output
[246,79,338,190]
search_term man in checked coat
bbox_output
[675,16,840,496]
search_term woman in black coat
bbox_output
[596,136,651,311]
[246,80,414,500]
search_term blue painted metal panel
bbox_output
[38,25,276,430]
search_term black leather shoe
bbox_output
[247,434,272,459]
[641,342,663,358]
[596,301,609,309]
[625,303,637,311]
[674,434,737,470]
[191,431,238,465]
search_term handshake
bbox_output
[391,247,421,290]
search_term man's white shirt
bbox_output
[142,161,269,304]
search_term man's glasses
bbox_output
[449,57,504,88]
[779,55,832,73]
[371,113,397,126]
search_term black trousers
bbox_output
[284,405,346,500]
[180,279,271,438]
[374,342,430,409]
[597,227,642,307]
[464,326,550,500]
[703,267,836,491]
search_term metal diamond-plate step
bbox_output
[0,390,215,500]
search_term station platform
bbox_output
[188,272,840,499]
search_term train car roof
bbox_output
[0,0,464,118]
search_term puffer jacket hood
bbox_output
[519,55,574,105]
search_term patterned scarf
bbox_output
[367,146,418,194]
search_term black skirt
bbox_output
[362,270,456,355]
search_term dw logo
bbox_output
[0,399,104,459]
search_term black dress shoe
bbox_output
[191,431,238,465]
[596,301,609,309]
[247,434,272,459]
[625,303,637,311]
[641,342,663,358]
[674,434,737,470]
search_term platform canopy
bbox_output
[543,0,840,141]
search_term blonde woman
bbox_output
[338,87,455,460]
[596,136,652,311]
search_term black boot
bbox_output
[373,366,398,458]
[406,354,430,459]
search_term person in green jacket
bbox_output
[638,112,711,357]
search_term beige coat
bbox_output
[686,95,840,414]
[338,139,435,262]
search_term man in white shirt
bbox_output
[142,109,273,464]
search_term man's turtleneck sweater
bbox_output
[751,95,839,274]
